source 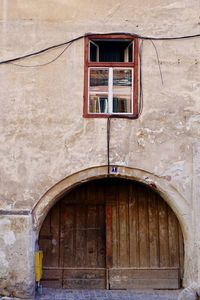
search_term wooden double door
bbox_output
[39,179,184,289]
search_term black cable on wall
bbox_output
[0,31,200,66]
[107,117,111,176]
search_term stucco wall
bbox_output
[0,214,35,297]
[0,0,200,297]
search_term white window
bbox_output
[89,68,133,114]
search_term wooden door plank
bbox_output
[148,192,159,267]
[168,207,179,268]
[61,182,106,289]
[75,205,87,267]
[158,200,170,267]
[39,213,51,236]
[178,226,184,280]
[118,183,129,267]
[39,213,52,268]
[97,205,106,267]
[106,204,112,269]
[61,204,75,267]
[111,196,118,267]
[39,203,60,268]
[41,269,62,288]
[50,203,60,267]
[138,186,149,267]
[109,268,180,289]
[62,268,106,289]
[86,205,98,267]
[129,183,139,267]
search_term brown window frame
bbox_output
[83,34,139,119]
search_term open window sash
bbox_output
[89,41,99,62]
[124,41,134,62]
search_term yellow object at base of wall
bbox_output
[35,251,43,282]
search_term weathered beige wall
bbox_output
[0,215,35,297]
[0,0,200,297]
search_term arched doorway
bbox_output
[39,178,184,289]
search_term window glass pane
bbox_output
[113,69,132,97]
[113,95,131,113]
[113,69,132,86]
[89,69,108,93]
[89,95,108,113]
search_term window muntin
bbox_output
[89,67,133,114]
[84,34,138,118]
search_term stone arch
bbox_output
[32,165,189,241]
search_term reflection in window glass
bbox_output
[88,68,133,114]
[89,95,108,113]
[113,95,131,113]
[89,69,108,93]
[113,69,132,86]
[112,69,132,113]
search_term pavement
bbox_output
[35,288,181,300]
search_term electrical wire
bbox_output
[0,31,200,66]
[0,34,85,65]
[140,33,200,40]
[107,117,111,176]
[87,31,200,40]
[10,42,72,68]
[138,40,144,116]
[150,39,164,85]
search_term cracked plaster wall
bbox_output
[0,0,200,297]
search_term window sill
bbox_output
[83,113,139,119]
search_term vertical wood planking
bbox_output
[111,194,118,267]
[148,192,159,267]
[50,203,60,267]
[129,183,139,267]
[138,185,149,267]
[178,226,184,279]
[39,203,60,268]
[105,181,116,269]
[106,204,112,268]
[96,182,106,268]
[97,205,106,267]
[39,179,184,289]
[118,183,129,267]
[75,205,86,267]
[158,199,169,267]
[61,204,75,267]
[39,213,51,236]
[116,184,120,267]
[61,181,107,289]
[168,207,179,267]
[39,213,51,267]
[87,205,98,267]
